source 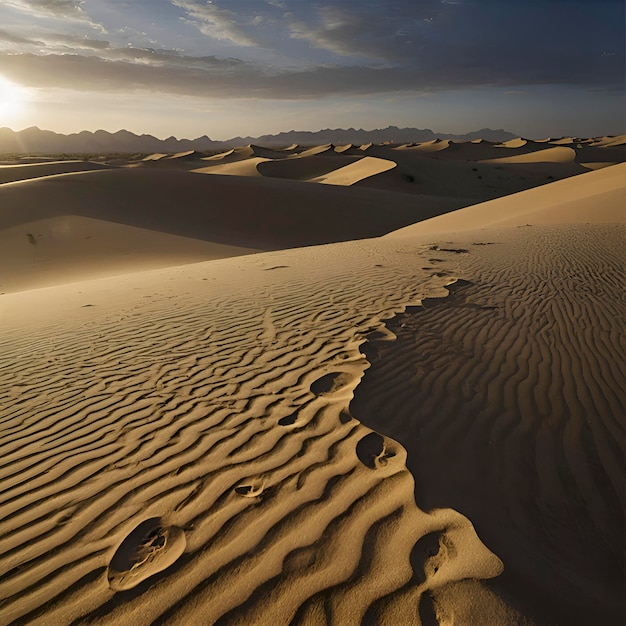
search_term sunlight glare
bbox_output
[0,76,29,124]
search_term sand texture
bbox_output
[0,137,624,625]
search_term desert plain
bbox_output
[0,135,624,625]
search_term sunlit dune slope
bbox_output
[310,156,397,185]
[387,162,625,236]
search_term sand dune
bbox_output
[395,139,452,153]
[0,160,109,185]
[0,238,509,625]
[294,144,334,158]
[479,145,576,164]
[200,146,254,164]
[355,223,624,625]
[0,163,622,624]
[0,167,464,291]
[164,150,202,160]
[310,156,397,185]
[142,153,168,161]
[354,147,586,199]
[191,156,269,177]
[119,137,625,200]
[590,134,626,147]
[256,154,360,180]
[499,137,528,148]
[388,162,625,235]
[249,145,297,160]
[0,214,256,292]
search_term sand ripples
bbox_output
[352,224,625,624]
[0,242,502,624]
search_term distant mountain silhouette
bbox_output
[0,125,518,155]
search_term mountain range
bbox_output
[0,126,518,155]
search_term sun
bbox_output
[0,76,29,122]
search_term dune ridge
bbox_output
[0,161,109,185]
[388,162,626,236]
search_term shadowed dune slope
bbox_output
[0,168,467,252]
[256,154,361,180]
[353,147,587,199]
[352,223,625,625]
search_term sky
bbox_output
[0,0,623,140]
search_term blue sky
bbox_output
[0,0,623,139]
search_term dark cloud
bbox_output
[0,45,621,101]
[0,0,622,100]
[287,1,442,61]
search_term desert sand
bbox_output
[0,137,624,625]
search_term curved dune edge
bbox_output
[191,156,270,176]
[479,145,576,164]
[310,156,397,185]
[0,238,508,625]
[353,223,625,624]
[387,162,626,236]
[0,160,109,185]
[499,137,528,148]
[256,154,361,181]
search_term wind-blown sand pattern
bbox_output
[0,142,624,625]
[0,240,507,625]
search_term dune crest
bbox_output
[480,145,576,164]
[310,156,397,185]
[388,162,625,235]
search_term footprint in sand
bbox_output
[278,412,298,426]
[107,517,186,592]
[234,481,265,498]
[356,432,397,469]
[310,371,357,396]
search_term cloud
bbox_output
[0,28,41,46]
[0,0,621,104]
[1,49,621,103]
[171,0,262,47]
[48,33,112,50]
[2,0,104,30]
[287,2,440,61]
